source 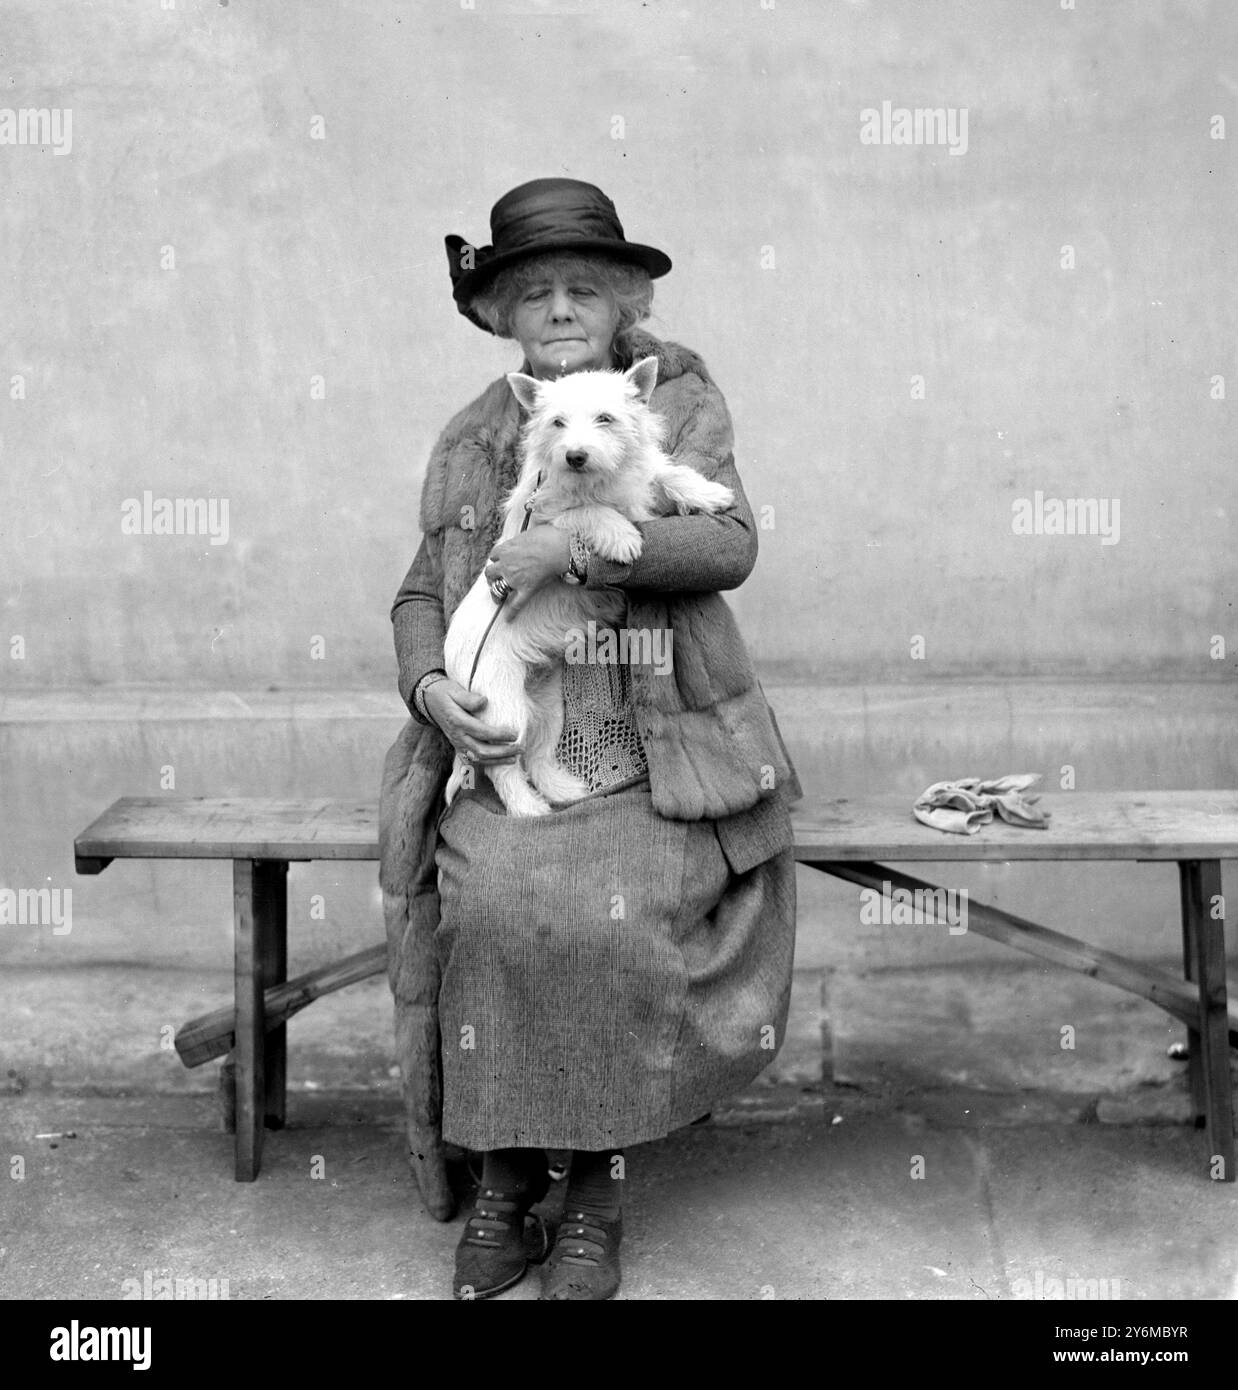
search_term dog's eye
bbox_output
[551,417,567,429]
[594,414,614,426]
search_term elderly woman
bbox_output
[379,177,799,1301]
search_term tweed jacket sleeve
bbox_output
[584,372,757,594]
[390,529,447,713]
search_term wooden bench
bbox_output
[74,791,1238,1183]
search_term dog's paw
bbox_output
[654,466,735,516]
[496,779,553,817]
[444,763,464,806]
[607,536,642,564]
[599,522,644,564]
[530,761,590,805]
[579,512,643,565]
[670,480,734,515]
[699,480,735,512]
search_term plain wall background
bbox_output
[1,0,1236,982]
[2,0,1235,691]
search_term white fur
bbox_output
[442,356,735,816]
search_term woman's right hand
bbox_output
[423,678,523,765]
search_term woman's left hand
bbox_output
[485,525,571,615]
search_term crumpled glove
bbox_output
[913,773,1052,836]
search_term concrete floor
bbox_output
[5,1088,1234,1303]
[3,949,1236,1301]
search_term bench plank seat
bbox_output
[74,791,1238,870]
[793,791,1238,862]
[75,797,380,870]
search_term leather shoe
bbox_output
[453,1187,550,1300]
[539,1210,622,1301]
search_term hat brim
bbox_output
[452,238,672,333]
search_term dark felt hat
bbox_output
[445,177,672,333]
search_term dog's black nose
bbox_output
[565,449,588,470]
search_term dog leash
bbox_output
[467,471,542,691]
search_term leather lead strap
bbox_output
[467,472,541,691]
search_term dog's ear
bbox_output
[506,372,542,413]
[624,356,659,406]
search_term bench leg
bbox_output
[233,859,288,1180]
[256,860,288,1132]
[1179,864,1208,1124]
[233,860,265,1181]
[1179,859,1234,1182]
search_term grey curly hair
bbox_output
[470,252,654,351]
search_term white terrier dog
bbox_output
[442,355,734,816]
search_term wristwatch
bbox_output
[562,531,590,586]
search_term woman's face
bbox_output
[509,265,620,379]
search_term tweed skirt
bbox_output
[433,777,796,1151]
